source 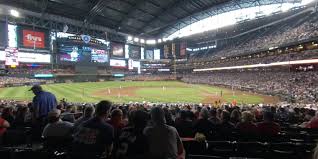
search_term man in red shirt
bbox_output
[306,112,318,128]
[0,117,10,136]
[257,111,281,136]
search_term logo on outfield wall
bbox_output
[81,35,91,44]
[23,30,45,48]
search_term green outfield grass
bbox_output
[0,81,270,104]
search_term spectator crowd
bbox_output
[0,77,51,87]
[2,97,318,158]
[182,71,318,104]
[190,12,318,61]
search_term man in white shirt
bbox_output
[42,109,73,138]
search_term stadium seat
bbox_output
[2,127,32,147]
[187,154,226,159]
[42,136,73,153]
[236,142,269,158]
[0,149,10,159]
[183,140,207,155]
[258,134,286,143]
[206,141,235,157]
[269,142,298,159]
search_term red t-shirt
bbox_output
[0,117,7,136]
[257,121,281,136]
[236,122,258,134]
[306,118,318,128]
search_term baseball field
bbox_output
[0,81,279,104]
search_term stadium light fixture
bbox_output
[10,9,19,17]
[140,39,145,43]
[127,36,133,41]
[134,37,139,42]
[146,40,156,45]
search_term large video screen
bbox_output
[58,42,108,63]
[128,45,141,59]
[91,49,108,63]
[59,44,91,62]
[111,42,124,57]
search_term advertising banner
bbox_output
[0,50,50,63]
[164,45,169,59]
[132,61,140,68]
[17,25,49,50]
[18,52,51,63]
[172,43,176,56]
[110,59,126,68]
[22,30,45,48]
[180,42,186,57]
[154,49,160,60]
[128,59,133,70]
[5,48,19,66]
[0,50,6,61]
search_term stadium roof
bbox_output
[2,0,316,39]
[2,0,230,37]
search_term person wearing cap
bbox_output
[30,85,57,122]
[42,109,73,138]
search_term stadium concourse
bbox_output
[2,0,318,159]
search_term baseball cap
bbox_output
[48,109,61,118]
[29,85,42,91]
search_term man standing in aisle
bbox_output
[30,85,57,124]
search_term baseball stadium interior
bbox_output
[1,0,318,159]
